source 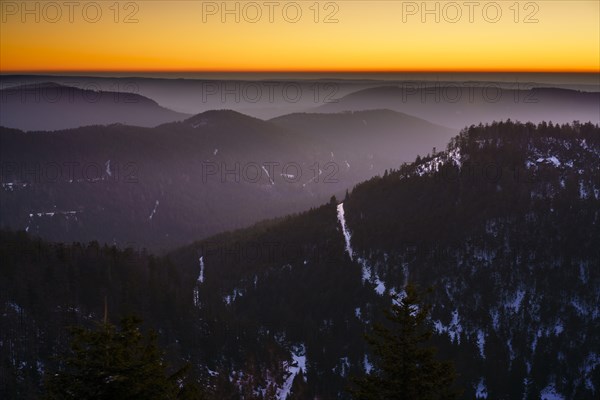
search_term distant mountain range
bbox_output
[316,86,600,129]
[0,76,370,121]
[1,76,598,127]
[0,109,455,251]
[0,82,190,131]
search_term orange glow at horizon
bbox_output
[1,1,598,73]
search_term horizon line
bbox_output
[2,69,599,75]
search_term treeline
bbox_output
[0,230,199,398]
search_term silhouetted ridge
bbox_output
[0,83,189,131]
[183,109,266,128]
[2,82,161,106]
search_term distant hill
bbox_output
[316,86,600,129]
[270,109,455,165]
[0,82,190,131]
[0,109,453,251]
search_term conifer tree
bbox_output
[350,284,460,400]
[44,316,205,400]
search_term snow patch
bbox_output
[581,353,599,392]
[580,180,589,199]
[193,257,204,307]
[148,200,159,220]
[25,210,80,232]
[505,289,525,313]
[5,302,24,315]
[105,160,112,177]
[570,297,588,316]
[531,328,543,353]
[354,307,361,319]
[224,288,243,305]
[507,339,515,361]
[197,256,205,284]
[277,344,306,400]
[547,156,561,167]
[193,287,200,308]
[536,156,561,167]
[433,309,463,344]
[490,309,500,331]
[262,166,275,185]
[302,168,322,187]
[475,378,488,399]
[540,384,565,400]
[357,258,387,296]
[553,320,564,336]
[415,147,462,176]
[374,278,386,295]
[448,147,462,168]
[525,160,536,169]
[2,182,29,191]
[360,259,372,282]
[415,156,444,176]
[477,330,486,359]
[364,354,373,374]
[337,203,353,261]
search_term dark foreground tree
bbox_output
[350,284,460,400]
[45,316,205,400]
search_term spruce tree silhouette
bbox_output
[45,316,206,400]
[350,284,460,400]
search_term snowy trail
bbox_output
[197,256,205,283]
[193,256,205,307]
[337,203,353,261]
[337,203,392,296]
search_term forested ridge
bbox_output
[2,121,599,399]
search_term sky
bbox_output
[1,1,599,73]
